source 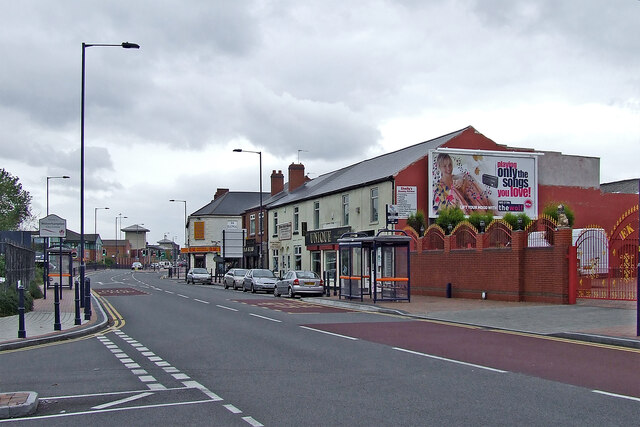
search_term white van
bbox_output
[159,261,172,269]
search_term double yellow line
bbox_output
[95,292,126,331]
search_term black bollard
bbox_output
[17,281,26,338]
[446,282,452,298]
[54,282,62,330]
[84,277,91,320]
[79,274,85,308]
[74,280,81,325]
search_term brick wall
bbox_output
[411,228,572,303]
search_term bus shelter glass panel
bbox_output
[373,234,411,303]
[340,244,365,300]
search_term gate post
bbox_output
[567,245,577,304]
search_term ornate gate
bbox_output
[576,206,638,301]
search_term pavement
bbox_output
[1,272,638,419]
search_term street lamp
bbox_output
[94,207,109,262]
[115,213,127,268]
[80,41,139,298]
[46,176,70,215]
[233,148,263,268]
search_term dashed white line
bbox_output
[216,304,238,311]
[299,326,358,340]
[177,294,189,299]
[224,404,242,414]
[249,313,281,323]
[243,416,264,426]
[194,299,210,304]
[165,290,175,294]
[392,347,507,373]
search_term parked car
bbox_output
[223,268,247,290]
[186,268,212,285]
[131,262,143,270]
[274,270,324,298]
[242,269,277,293]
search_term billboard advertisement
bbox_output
[428,149,538,218]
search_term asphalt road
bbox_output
[0,269,638,426]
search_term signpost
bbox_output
[39,214,67,300]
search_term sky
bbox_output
[1,0,638,247]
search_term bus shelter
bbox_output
[47,244,73,290]
[338,230,411,303]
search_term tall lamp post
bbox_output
[115,213,127,268]
[233,148,263,268]
[44,175,70,299]
[80,41,139,300]
[169,199,187,265]
[94,207,109,262]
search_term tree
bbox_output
[0,169,32,231]
[406,210,426,236]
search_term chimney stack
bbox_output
[288,163,305,192]
[271,170,284,195]
[214,188,229,200]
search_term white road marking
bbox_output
[243,416,264,426]
[92,392,153,410]
[249,313,281,323]
[139,375,157,382]
[224,404,242,414]
[392,347,507,373]
[182,381,223,401]
[1,399,216,421]
[592,390,640,402]
[216,304,238,311]
[177,294,189,298]
[195,298,210,304]
[165,290,174,294]
[300,326,358,340]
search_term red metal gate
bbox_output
[575,206,638,301]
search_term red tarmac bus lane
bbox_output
[308,320,640,398]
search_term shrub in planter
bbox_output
[502,213,531,230]
[435,206,465,234]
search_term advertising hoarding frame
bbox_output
[428,148,541,219]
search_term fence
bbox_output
[0,239,35,291]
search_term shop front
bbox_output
[306,226,362,290]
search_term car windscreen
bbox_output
[296,271,318,279]
[234,269,247,276]
[192,268,208,274]
[253,270,275,278]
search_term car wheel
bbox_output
[274,287,279,297]
[288,287,295,298]
[251,284,256,294]
[224,282,228,289]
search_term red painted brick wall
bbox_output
[411,228,572,303]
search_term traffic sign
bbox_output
[39,214,67,238]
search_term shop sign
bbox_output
[429,149,539,218]
[396,186,417,219]
[305,226,351,246]
[279,222,292,240]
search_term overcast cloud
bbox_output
[1,0,638,246]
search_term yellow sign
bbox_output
[181,246,220,253]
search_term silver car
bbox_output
[186,268,211,285]
[223,268,247,290]
[274,270,324,298]
[243,269,277,293]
